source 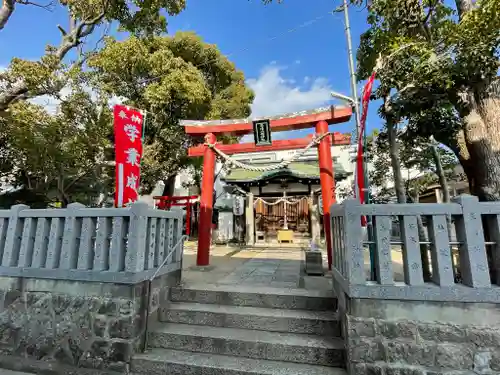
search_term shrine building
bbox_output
[218,136,353,245]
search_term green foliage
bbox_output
[357,0,500,137]
[88,32,254,191]
[0,2,252,205]
[0,86,114,206]
[357,0,500,199]
[1,27,252,205]
[367,127,459,202]
[0,0,187,113]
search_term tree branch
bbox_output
[455,0,474,19]
[375,43,423,74]
[64,165,95,192]
[16,0,54,10]
[0,0,15,31]
[0,81,29,112]
[55,8,108,61]
[1,0,53,31]
[0,2,109,113]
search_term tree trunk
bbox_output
[455,0,473,19]
[435,129,476,193]
[430,137,450,202]
[412,190,432,282]
[386,115,432,281]
[162,175,177,196]
[462,99,500,201]
[387,120,406,204]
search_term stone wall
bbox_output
[344,298,500,375]
[0,270,180,375]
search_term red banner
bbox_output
[354,72,376,226]
[114,105,144,207]
[355,72,376,204]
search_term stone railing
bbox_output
[330,194,500,303]
[0,202,184,284]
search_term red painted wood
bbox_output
[188,133,351,157]
[186,202,192,236]
[153,195,198,201]
[183,106,352,136]
[197,133,217,266]
[316,120,335,271]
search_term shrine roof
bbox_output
[221,162,349,184]
[181,105,352,136]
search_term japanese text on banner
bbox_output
[114,105,144,208]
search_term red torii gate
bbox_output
[153,195,198,236]
[181,105,353,268]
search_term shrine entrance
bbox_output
[181,106,352,269]
[255,196,310,234]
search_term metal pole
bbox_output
[340,0,376,280]
[342,0,361,140]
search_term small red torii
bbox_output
[181,105,353,268]
[154,195,198,236]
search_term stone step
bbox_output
[132,349,347,375]
[160,301,341,336]
[170,284,336,311]
[147,323,344,367]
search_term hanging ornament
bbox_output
[233,196,244,216]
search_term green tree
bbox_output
[0,86,114,207]
[357,0,500,200]
[87,32,254,192]
[0,0,186,114]
[368,128,458,203]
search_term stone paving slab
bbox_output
[181,243,406,290]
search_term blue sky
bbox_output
[0,0,381,140]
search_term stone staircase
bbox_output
[132,284,347,375]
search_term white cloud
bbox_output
[29,85,123,115]
[242,64,333,141]
[247,65,332,118]
[30,86,73,115]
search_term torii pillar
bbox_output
[181,106,352,267]
[316,120,335,270]
[197,133,217,266]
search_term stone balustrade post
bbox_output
[452,194,491,288]
[126,202,150,272]
[60,203,86,270]
[341,199,365,284]
[2,204,29,267]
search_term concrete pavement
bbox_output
[181,243,406,290]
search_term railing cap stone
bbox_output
[130,201,150,216]
[451,194,479,205]
[67,202,86,209]
[9,204,29,214]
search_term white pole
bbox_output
[339,0,376,280]
[342,0,362,141]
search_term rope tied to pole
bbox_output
[254,196,308,206]
[204,132,333,173]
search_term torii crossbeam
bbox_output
[181,105,353,268]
